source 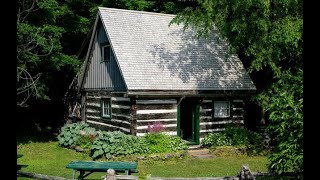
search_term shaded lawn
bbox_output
[138,156,268,177]
[17,139,269,179]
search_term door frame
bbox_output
[177,99,200,145]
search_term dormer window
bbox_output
[101,43,111,62]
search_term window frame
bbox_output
[213,101,230,118]
[101,98,112,119]
[101,43,111,62]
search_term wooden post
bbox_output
[130,97,137,136]
[104,169,116,180]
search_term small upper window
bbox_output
[101,44,111,62]
[213,101,230,118]
[101,98,111,119]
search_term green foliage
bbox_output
[255,70,303,174]
[172,0,303,175]
[17,0,81,106]
[201,132,232,148]
[57,122,96,148]
[168,135,188,152]
[224,125,250,146]
[91,131,149,160]
[138,172,152,180]
[144,133,188,153]
[201,126,266,156]
[17,138,269,179]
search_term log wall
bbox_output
[199,98,245,139]
[85,91,132,134]
[135,99,177,137]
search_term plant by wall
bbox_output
[201,132,232,147]
[201,126,266,155]
[91,131,149,160]
[57,122,97,149]
[144,133,188,153]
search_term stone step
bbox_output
[188,148,214,159]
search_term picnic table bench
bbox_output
[66,160,138,179]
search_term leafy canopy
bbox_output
[172,0,303,175]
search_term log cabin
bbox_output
[76,7,257,144]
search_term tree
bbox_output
[171,0,303,176]
[17,0,81,107]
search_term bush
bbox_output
[144,133,188,153]
[201,132,232,147]
[224,125,249,146]
[201,125,269,156]
[91,131,149,160]
[57,122,96,148]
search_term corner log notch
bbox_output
[130,97,137,136]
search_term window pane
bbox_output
[102,99,111,118]
[214,101,230,118]
[103,46,110,61]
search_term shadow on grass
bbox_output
[17,129,59,145]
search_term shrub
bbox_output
[246,130,269,155]
[168,135,188,152]
[201,132,232,148]
[224,125,249,146]
[144,133,187,153]
[57,122,95,148]
[91,131,149,160]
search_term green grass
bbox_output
[17,136,269,179]
[138,156,268,177]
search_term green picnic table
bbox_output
[66,160,138,179]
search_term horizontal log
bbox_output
[86,102,100,107]
[200,128,225,133]
[136,104,176,110]
[86,118,131,129]
[200,111,213,116]
[137,123,177,130]
[112,104,131,110]
[112,113,131,121]
[86,120,130,133]
[112,100,131,106]
[136,126,177,134]
[200,120,244,125]
[137,119,177,126]
[111,97,130,101]
[200,116,213,122]
[137,109,176,114]
[136,99,177,105]
[137,112,176,120]
[200,103,213,109]
[112,107,131,114]
[86,111,100,117]
[17,171,71,180]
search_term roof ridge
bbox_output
[98,7,176,18]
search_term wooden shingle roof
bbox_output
[87,7,256,91]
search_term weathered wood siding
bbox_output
[135,99,177,137]
[85,91,131,133]
[199,98,245,139]
[83,21,126,91]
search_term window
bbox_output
[101,44,111,62]
[101,98,112,119]
[213,101,230,118]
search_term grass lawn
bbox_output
[17,136,269,179]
